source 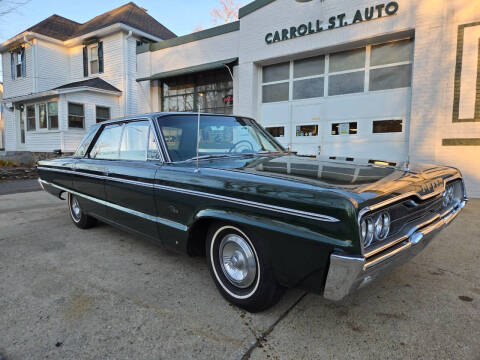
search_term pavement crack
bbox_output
[240,292,307,360]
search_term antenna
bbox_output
[195,92,204,173]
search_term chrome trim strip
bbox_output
[364,242,411,269]
[364,235,408,258]
[153,183,339,222]
[37,167,340,223]
[39,179,187,231]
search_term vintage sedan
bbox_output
[37,113,467,312]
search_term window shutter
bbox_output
[83,46,88,77]
[21,48,26,77]
[98,41,104,73]
[10,52,15,80]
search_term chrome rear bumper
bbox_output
[323,201,466,301]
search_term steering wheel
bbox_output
[228,140,255,154]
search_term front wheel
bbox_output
[206,222,283,312]
[68,193,97,229]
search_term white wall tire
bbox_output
[68,193,97,229]
[206,222,283,312]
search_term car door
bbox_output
[104,120,162,241]
[74,122,124,219]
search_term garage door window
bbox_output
[266,126,285,138]
[296,125,318,137]
[372,120,403,133]
[331,122,357,135]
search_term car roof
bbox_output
[97,112,252,126]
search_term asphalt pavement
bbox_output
[0,179,41,195]
[0,191,478,359]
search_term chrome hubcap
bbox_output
[71,197,81,221]
[219,234,257,288]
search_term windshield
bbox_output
[157,114,284,162]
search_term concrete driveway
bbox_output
[0,191,478,360]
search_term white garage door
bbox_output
[260,38,413,163]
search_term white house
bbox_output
[0,2,175,154]
[135,0,480,197]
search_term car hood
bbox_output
[197,154,460,207]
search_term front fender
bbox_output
[192,208,353,292]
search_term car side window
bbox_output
[119,121,150,161]
[90,123,124,160]
[147,126,161,161]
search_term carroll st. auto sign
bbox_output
[265,2,399,44]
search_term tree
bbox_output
[0,0,30,17]
[210,0,242,25]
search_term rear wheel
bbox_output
[206,222,283,312]
[68,193,97,229]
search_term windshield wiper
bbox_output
[186,154,235,161]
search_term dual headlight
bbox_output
[443,181,464,208]
[360,211,391,248]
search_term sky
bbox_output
[0,0,249,81]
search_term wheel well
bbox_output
[187,218,214,257]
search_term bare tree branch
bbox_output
[210,0,242,25]
[0,0,31,17]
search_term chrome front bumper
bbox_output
[323,201,466,301]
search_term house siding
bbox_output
[2,43,34,99]
[36,39,69,92]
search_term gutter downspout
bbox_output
[23,35,37,94]
[124,30,133,116]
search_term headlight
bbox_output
[360,217,374,247]
[374,211,390,240]
[443,181,464,208]
[360,211,390,247]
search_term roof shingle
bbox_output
[54,78,121,93]
[23,2,176,42]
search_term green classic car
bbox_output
[38,113,467,312]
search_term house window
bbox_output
[48,102,58,129]
[161,69,233,114]
[96,106,110,123]
[38,104,47,129]
[19,108,26,143]
[331,122,358,135]
[26,105,36,131]
[90,46,99,74]
[372,120,403,133]
[265,126,285,138]
[68,103,84,129]
[10,48,26,79]
[296,125,318,137]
